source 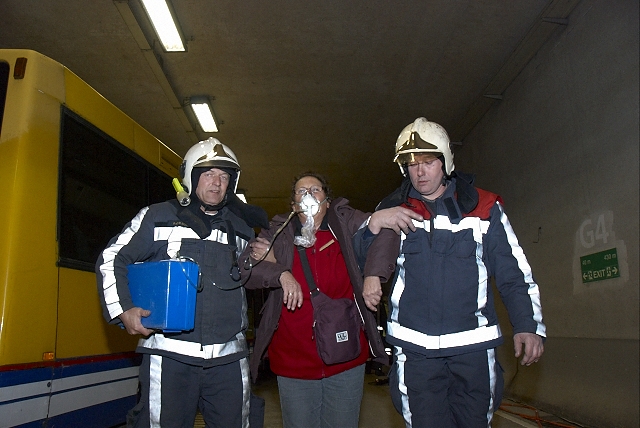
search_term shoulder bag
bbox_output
[296,246,362,365]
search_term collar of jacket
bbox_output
[174,199,219,239]
[376,171,479,215]
[293,210,330,236]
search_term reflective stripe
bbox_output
[99,207,149,319]
[149,355,162,428]
[240,358,251,428]
[154,226,199,241]
[408,218,430,233]
[154,225,249,258]
[389,252,406,324]
[497,202,546,336]
[433,215,489,242]
[486,348,497,425]
[235,235,249,253]
[394,346,413,426]
[387,321,501,350]
[154,226,197,258]
[207,228,229,244]
[406,215,490,242]
[139,332,247,359]
[475,238,489,328]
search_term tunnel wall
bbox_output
[455,0,639,426]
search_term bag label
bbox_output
[336,331,349,343]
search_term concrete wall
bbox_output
[455,0,639,426]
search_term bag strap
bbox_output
[296,246,320,297]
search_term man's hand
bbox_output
[249,237,275,262]
[368,207,424,235]
[363,276,383,311]
[279,271,304,310]
[513,332,544,366]
[118,307,155,336]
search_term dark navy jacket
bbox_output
[354,175,545,357]
[96,200,256,367]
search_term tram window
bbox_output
[0,61,8,138]
[58,109,175,271]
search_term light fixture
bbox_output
[140,0,185,52]
[189,96,219,132]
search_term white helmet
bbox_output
[180,137,241,194]
[393,117,454,176]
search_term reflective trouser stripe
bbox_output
[486,348,498,425]
[149,355,162,428]
[240,358,251,428]
[395,347,412,425]
[392,347,501,427]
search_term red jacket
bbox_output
[268,229,369,379]
[242,197,387,382]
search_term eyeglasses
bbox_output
[294,186,323,196]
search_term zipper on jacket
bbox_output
[423,200,436,247]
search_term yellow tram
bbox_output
[0,49,182,427]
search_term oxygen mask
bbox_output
[298,192,321,217]
[293,191,327,248]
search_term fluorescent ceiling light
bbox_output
[190,98,219,132]
[140,0,185,52]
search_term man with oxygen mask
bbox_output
[241,172,420,428]
[96,137,268,428]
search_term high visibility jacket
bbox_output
[96,200,254,366]
[355,176,546,357]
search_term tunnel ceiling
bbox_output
[0,0,579,215]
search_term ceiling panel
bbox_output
[1,0,568,215]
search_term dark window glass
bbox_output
[0,61,9,138]
[58,108,175,271]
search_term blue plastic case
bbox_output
[127,260,199,332]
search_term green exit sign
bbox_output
[580,248,620,283]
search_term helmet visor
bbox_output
[397,131,439,153]
[396,152,442,166]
